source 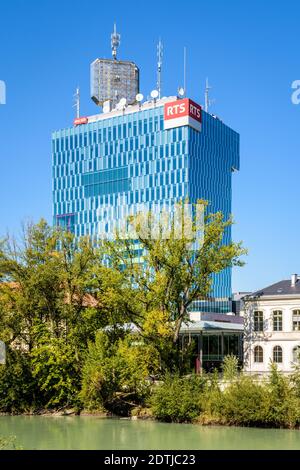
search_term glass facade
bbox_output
[52,101,239,303]
[181,332,243,372]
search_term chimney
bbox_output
[291,274,298,287]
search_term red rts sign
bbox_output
[74,117,89,126]
[164,98,202,131]
[164,98,201,122]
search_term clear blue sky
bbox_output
[0,0,299,293]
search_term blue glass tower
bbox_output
[52,97,239,310]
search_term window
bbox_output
[273,346,283,363]
[254,346,263,363]
[293,346,300,363]
[273,310,283,331]
[293,310,300,331]
[254,311,264,332]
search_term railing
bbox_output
[202,354,242,361]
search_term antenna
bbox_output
[177,47,187,98]
[178,87,185,98]
[157,39,163,100]
[183,46,187,95]
[73,86,80,118]
[111,23,121,60]
[205,78,215,112]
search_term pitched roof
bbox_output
[246,279,300,298]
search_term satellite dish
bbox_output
[151,90,159,99]
[178,87,185,97]
[136,93,144,102]
[119,97,127,107]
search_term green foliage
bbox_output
[150,373,207,423]
[290,359,300,398]
[218,376,269,426]
[214,365,300,428]
[0,220,107,411]
[31,339,80,409]
[3,215,300,430]
[222,354,239,381]
[0,349,35,413]
[0,207,246,414]
[264,363,300,427]
[80,331,119,411]
[0,435,19,450]
[80,331,159,415]
[104,201,246,370]
[0,220,105,354]
[150,366,300,428]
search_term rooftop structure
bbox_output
[90,25,139,110]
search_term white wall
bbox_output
[243,297,300,374]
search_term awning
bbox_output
[180,320,244,333]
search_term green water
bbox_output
[0,416,300,450]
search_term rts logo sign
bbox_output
[74,117,89,126]
[164,98,202,132]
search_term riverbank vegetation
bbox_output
[150,358,300,428]
[7,205,299,428]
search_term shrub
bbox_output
[80,331,160,415]
[198,370,223,421]
[222,354,239,381]
[0,349,35,413]
[218,366,300,428]
[150,373,207,423]
[264,363,300,428]
[0,436,18,450]
[218,376,269,426]
[290,360,300,398]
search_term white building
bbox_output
[243,274,300,374]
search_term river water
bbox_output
[0,416,300,450]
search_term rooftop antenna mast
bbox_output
[157,39,163,99]
[73,86,80,118]
[177,47,187,98]
[111,23,121,60]
[205,78,214,112]
[183,46,187,95]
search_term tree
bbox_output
[80,330,159,415]
[0,220,107,350]
[0,220,108,409]
[31,338,81,408]
[103,201,246,368]
[0,205,246,411]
